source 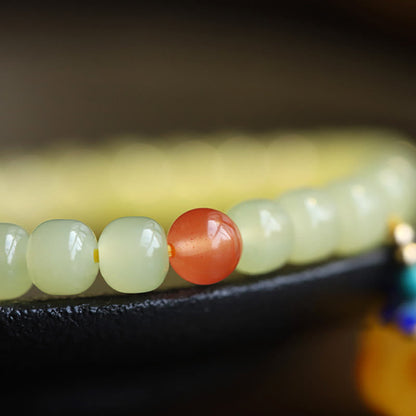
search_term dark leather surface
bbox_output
[0,248,393,366]
[0,248,394,415]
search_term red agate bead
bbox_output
[167,208,243,285]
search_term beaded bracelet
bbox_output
[0,133,416,301]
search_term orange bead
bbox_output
[167,208,243,285]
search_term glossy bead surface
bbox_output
[98,217,169,293]
[277,188,338,264]
[370,156,416,224]
[227,199,293,274]
[27,220,98,295]
[400,265,416,298]
[327,177,387,255]
[0,223,32,300]
[167,208,242,285]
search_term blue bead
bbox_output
[400,265,416,298]
[381,303,398,324]
[396,301,416,335]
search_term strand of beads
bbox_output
[0,149,415,300]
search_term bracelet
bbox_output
[0,131,415,301]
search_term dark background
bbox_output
[0,2,415,415]
[0,1,415,151]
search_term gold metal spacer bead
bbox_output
[396,242,416,266]
[392,223,415,247]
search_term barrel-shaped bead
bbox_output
[27,220,98,295]
[327,177,387,255]
[276,188,338,264]
[0,223,32,300]
[227,199,293,274]
[167,208,242,285]
[370,155,416,224]
[98,217,169,293]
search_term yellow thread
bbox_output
[94,249,100,263]
[388,215,402,237]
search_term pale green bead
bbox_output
[27,220,98,295]
[277,188,338,264]
[227,199,293,275]
[327,177,387,255]
[98,217,169,293]
[369,155,416,224]
[0,223,32,300]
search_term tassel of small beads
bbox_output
[382,222,416,335]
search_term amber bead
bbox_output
[167,208,242,285]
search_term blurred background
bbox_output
[1,1,416,415]
[0,1,415,149]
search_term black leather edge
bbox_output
[0,247,394,368]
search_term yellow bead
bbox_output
[0,223,32,300]
[358,321,416,416]
[27,220,98,295]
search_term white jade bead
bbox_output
[27,220,98,295]
[98,217,169,293]
[227,199,293,274]
[327,177,387,255]
[277,188,338,264]
[0,223,32,300]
